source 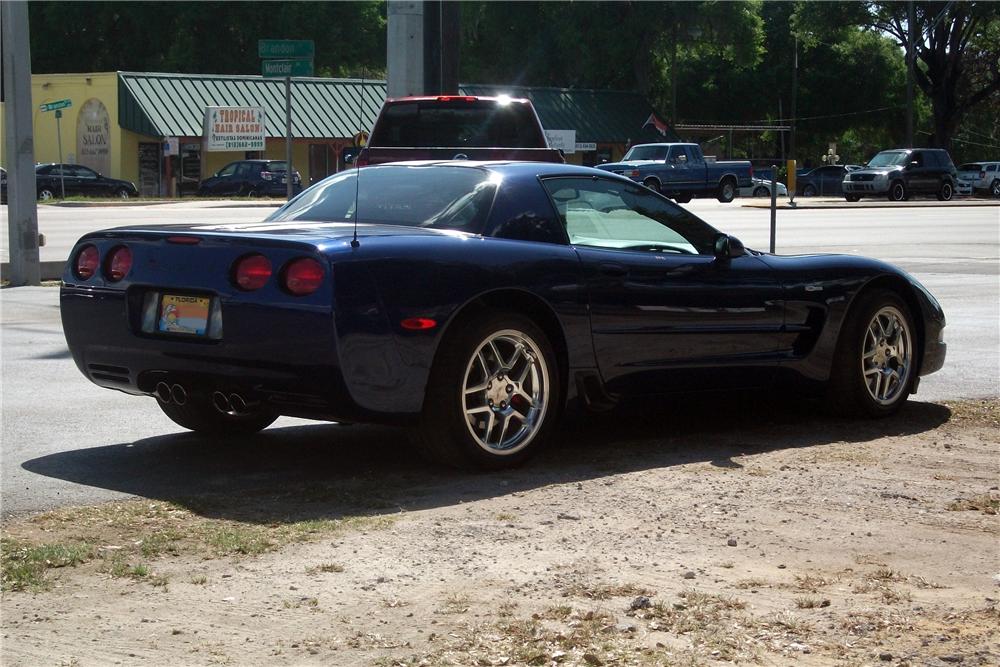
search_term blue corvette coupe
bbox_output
[61,162,946,469]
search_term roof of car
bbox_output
[366,160,632,182]
[384,95,531,104]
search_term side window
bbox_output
[542,177,718,255]
[666,146,682,164]
[686,146,703,163]
[217,163,238,177]
[911,152,924,167]
[988,165,998,172]
[73,166,98,179]
[235,163,252,178]
[486,180,565,245]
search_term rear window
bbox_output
[267,165,499,233]
[263,162,288,173]
[959,163,984,171]
[370,100,546,148]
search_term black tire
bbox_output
[414,311,560,470]
[38,188,55,201]
[887,180,907,202]
[674,194,692,204]
[157,396,278,435]
[717,177,737,203]
[642,178,660,193]
[803,184,817,197]
[752,186,769,197]
[935,181,953,201]
[845,194,861,202]
[989,179,999,198]
[826,288,917,418]
[115,188,130,200]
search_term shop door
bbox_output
[179,143,201,195]
[309,144,336,184]
[138,143,161,196]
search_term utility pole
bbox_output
[789,34,797,162]
[2,0,41,286]
[906,0,915,147]
[285,76,293,201]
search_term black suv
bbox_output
[197,160,302,197]
[842,148,957,202]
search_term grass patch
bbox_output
[795,597,831,609]
[2,498,397,593]
[1,538,92,591]
[563,581,654,600]
[947,493,999,515]
[734,577,769,589]
[794,573,837,592]
[306,562,345,574]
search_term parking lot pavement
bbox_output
[0,203,997,516]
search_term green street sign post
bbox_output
[39,99,72,112]
[262,59,314,78]
[258,39,315,59]
[259,40,315,200]
[39,99,72,198]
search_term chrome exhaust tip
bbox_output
[229,393,247,414]
[170,384,187,406]
[155,382,172,403]
[212,391,231,414]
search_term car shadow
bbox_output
[21,394,952,525]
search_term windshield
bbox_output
[867,151,910,168]
[266,165,498,233]
[623,145,668,161]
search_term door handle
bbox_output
[599,263,628,277]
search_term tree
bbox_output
[796,1,1000,151]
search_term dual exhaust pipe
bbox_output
[154,382,254,416]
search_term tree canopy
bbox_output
[26,1,999,165]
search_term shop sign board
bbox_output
[262,59,314,78]
[202,106,266,152]
[544,129,576,154]
[163,137,179,156]
[258,39,315,59]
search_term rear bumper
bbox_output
[60,285,409,424]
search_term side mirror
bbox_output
[908,160,919,168]
[714,234,745,260]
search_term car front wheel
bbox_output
[936,181,953,201]
[826,288,916,417]
[416,312,559,469]
[752,186,769,197]
[845,194,861,202]
[116,188,131,200]
[888,181,907,202]
[38,188,55,201]
[803,184,817,197]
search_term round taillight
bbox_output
[105,246,133,282]
[283,258,324,296]
[74,245,99,280]
[233,254,272,291]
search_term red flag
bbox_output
[643,112,669,136]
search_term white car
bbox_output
[956,161,1000,197]
[740,177,788,198]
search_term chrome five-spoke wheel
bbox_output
[862,306,912,405]
[462,329,549,455]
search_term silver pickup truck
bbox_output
[596,143,753,203]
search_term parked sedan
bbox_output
[197,160,303,197]
[34,163,138,200]
[61,162,946,469]
[797,165,851,196]
[740,177,787,198]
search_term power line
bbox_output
[737,105,907,125]
[951,135,1000,150]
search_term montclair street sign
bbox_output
[259,39,315,200]
[262,59,314,78]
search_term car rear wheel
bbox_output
[415,312,559,469]
[674,194,692,204]
[642,178,660,193]
[888,181,907,202]
[845,194,861,202]
[936,181,953,201]
[826,288,916,418]
[990,179,999,198]
[38,188,55,201]
[752,186,769,197]
[717,178,737,203]
[157,394,278,435]
[803,184,817,197]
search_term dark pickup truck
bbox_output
[596,143,753,203]
[354,96,564,167]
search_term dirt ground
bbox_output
[2,396,998,666]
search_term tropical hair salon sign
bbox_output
[203,106,266,152]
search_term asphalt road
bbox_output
[1,200,997,516]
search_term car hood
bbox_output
[850,167,901,176]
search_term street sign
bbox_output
[262,59,314,78]
[39,99,72,112]
[258,39,314,59]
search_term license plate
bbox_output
[158,294,210,335]
[281,177,287,184]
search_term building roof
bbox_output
[117,72,676,143]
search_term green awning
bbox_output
[117,71,676,144]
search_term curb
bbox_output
[741,199,999,210]
[1,260,65,282]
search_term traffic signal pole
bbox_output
[1,0,41,286]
